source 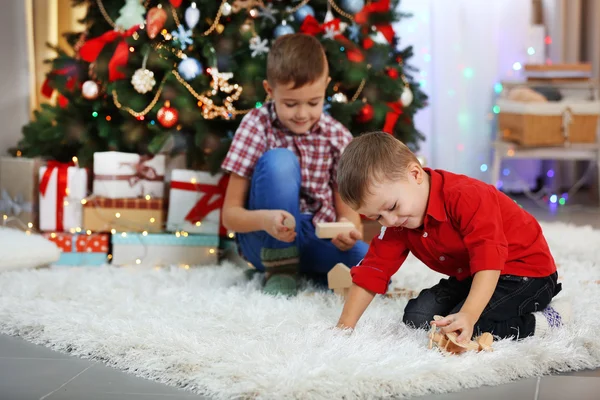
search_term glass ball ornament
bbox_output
[82,80,99,100]
[341,0,365,14]
[131,68,156,94]
[185,2,200,29]
[177,57,203,81]
[274,23,294,38]
[294,5,314,23]
[157,101,179,128]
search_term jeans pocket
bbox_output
[518,283,553,315]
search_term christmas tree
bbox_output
[17,0,427,173]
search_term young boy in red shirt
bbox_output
[221,34,367,297]
[334,131,570,341]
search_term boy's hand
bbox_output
[262,210,297,243]
[332,217,362,251]
[432,312,476,343]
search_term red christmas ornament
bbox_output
[386,67,399,79]
[356,103,374,123]
[170,0,183,7]
[146,7,167,39]
[157,101,179,128]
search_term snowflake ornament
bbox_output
[171,24,193,50]
[249,36,269,57]
[323,26,337,40]
[258,3,278,27]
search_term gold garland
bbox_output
[327,0,355,21]
[112,74,170,118]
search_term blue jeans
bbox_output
[236,149,368,279]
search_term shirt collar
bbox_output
[267,101,323,135]
[424,167,447,222]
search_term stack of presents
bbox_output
[0,152,231,268]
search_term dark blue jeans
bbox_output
[402,272,561,339]
[236,149,368,279]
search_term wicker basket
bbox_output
[497,99,600,146]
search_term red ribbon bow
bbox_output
[79,26,139,82]
[39,161,76,232]
[41,65,78,108]
[300,15,365,63]
[355,0,395,49]
[170,174,230,236]
[94,156,164,189]
[383,102,404,134]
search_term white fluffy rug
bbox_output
[0,222,599,399]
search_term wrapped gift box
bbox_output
[0,157,42,229]
[43,232,109,266]
[93,152,166,199]
[167,169,228,235]
[39,162,88,232]
[111,232,219,267]
[83,197,164,233]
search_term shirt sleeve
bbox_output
[329,125,354,190]
[221,110,267,178]
[447,184,509,275]
[351,226,410,294]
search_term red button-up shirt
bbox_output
[221,102,353,225]
[351,168,557,294]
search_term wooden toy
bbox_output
[384,287,419,299]
[282,215,296,230]
[428,315,494,355]
[328,263,353,298]
[315,221,356,239]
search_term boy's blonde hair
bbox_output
[267,33,328,88]
[337,131,421,209]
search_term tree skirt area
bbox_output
[0,222,599,399]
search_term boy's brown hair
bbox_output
[337,131,421,209]
[267,33,328,88]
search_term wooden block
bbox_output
[315,221,356,239]
[282,215,296,229]
[476,332,494,352]
[328,263,352,299]
[384,288,418,299]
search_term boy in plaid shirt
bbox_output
[221,34,368,296]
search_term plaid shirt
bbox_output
[221,102,354,224]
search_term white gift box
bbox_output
[92,152,166,199]
[39,163,88,232]
[166,169,226,235]
[111,233,219,267]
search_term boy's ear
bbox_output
[409,162,424,184]
[263,80,273,97]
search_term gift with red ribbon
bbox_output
[167,170,229,236]
[79,26,139,82]
[355,0,395,49]
[383,101,404,134]
[300,15,365,63]
[39,161,88,232]
[93,152,166,199]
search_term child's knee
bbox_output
[402,300,433,329]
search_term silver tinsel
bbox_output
[131,68,156,94]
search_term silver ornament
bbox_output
[274,22,294,38]
[221,2,232,17]
[178,57,203,81]
[341,0,365,14]
[131,68,156,94]
[82,80,99,100]
[331,92,348,103]
[401,86,413,107]
[185,2,201,29]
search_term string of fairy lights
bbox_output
[96,0,376,120]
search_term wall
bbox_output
[0,0,30,156]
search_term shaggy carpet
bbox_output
[0,222,599,399]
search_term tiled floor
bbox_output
[1,194,599,399]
